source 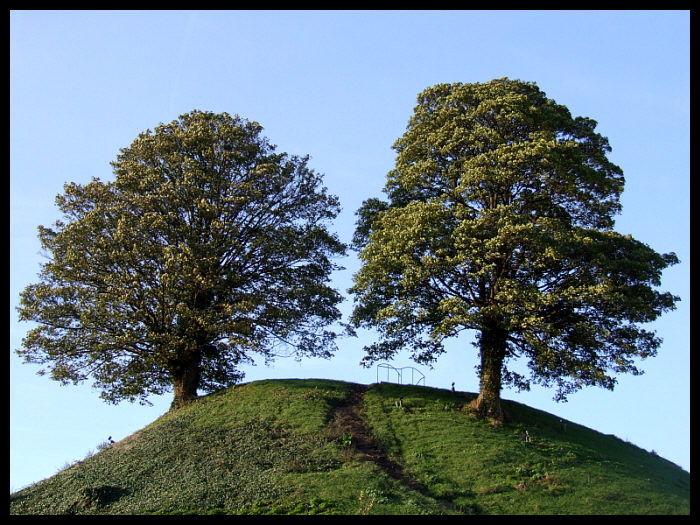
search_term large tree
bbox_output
[17,110,346,409]
[350,78,679,420]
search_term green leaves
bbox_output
[351,78,679,401]
[17,110,346,405]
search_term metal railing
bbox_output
[376,363,425,386]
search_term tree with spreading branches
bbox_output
[350,78,679,420]
[17,110,346,409]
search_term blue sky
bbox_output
[10,10,689,491]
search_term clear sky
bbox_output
[10,10,689,491]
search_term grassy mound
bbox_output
[10,379,690,515]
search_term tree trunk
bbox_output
[470,322,509,421]
[170,350,201,410]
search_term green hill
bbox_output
[10,379,689,515]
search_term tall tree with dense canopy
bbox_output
[350,78,679,420]
[17,110,346,409]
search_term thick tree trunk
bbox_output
[470,322,509,421]
[170,350,202,410]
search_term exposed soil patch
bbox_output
[328,384,430,497]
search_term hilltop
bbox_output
[10,379,690,515]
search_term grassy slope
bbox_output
[10,379,690,515]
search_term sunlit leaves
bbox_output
[17,110,346,404]
[351,78,679,401]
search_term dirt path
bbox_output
[328,384,430,497]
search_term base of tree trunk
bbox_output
[170,375,200,410]
[169,352,202,411]
[469,392,509,422]
[170,392,198,411]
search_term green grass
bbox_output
[10,379,689,515]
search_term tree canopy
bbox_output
[17,110,346,408]
[350,78,679,418]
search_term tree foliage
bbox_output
[350,78,679,415]
[17,110,346,407]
